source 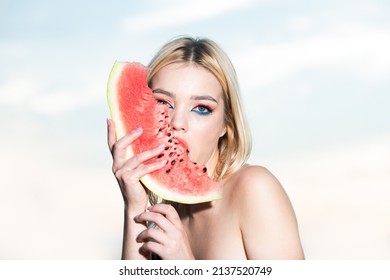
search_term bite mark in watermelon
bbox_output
[107,61,221,204]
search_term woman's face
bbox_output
[151,62,226,168]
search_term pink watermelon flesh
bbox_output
[107,61,220,204]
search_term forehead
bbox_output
[151,62,223,99]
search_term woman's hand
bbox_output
[134,204,195,260]
[107,119,167,211]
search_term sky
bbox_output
[0,0,389,259]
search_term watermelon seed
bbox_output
[166,169,171,174]
[164,146,170,150]
[167,133,171,137]
[171,160,176,165]
[203,167,207,173]
[168,139,172,143]
[179,159,184,162]
[157,154,164,158]
[169,152,175,157]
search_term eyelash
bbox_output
[157,100,173,109]
[192,105,213,115]
[157,100,213,115]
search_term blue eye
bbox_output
[192,105,212,115]
[157,100,173,110]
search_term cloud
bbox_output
[233,23,390,89]
[0,78,104,115]
[286,17,313,32]
[0,41,31,59]
[0,79,41,106]
[122,0,256,33]
[29,89,90,115]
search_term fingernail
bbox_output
[135,127,142,134]
[160,159,167,165]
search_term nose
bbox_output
[170,107,188,132]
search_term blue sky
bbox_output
[1,0,389,259]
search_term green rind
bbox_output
[141,174,221,204]
[106,61,135,158]
[107,61,124,135]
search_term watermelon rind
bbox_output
[107,62,126,139]
[141,174,221,204]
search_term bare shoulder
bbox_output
[225,164,286,201]
[223,164,294,220]
[223,165,305,259]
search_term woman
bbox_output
[107,36,304,260]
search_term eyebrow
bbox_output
[152,88,174,98]
[152,88,218,104]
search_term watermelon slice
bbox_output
[107,61,221,204]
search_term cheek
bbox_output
[188,117,225,162]
[194,116,224,141]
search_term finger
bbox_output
[141,241,165,258]
[107,118,117,151]
[147,204,182,227]
[110,127,143,166]
[134,211,172,233]
[115,144,166,174]
[118,159,167,185]
[136,227,166,244]
[112,127,143,154]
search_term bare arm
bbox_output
[237,166,304,259]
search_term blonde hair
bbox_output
[147,36,252,181]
